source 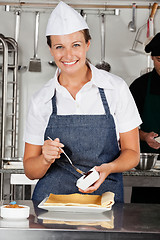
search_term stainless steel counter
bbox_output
[0,200,160,240]
[1,168,160,202]
[124,168,160,187]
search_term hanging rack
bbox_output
[0,2,159,10]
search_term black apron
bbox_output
[131,72,160,203]
[140,72,160,154]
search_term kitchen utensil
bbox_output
[15,10,21,43]
[146,2,158,41]
[29,11,41,72]
[131,2,158,55]
[48,60,56,67]
[80,9,87,21]
[141,2,158,75]
[14,11,27,71]
[95,13,111,72]
[135,153,159,170]
[128,3,136,32]
[47,137,85,175]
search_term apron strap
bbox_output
[52,93,57,114]
[98,88,111,116]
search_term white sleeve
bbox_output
[115,81,142,133]
[23,97,51,145]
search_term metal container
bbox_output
[135,153,159,170]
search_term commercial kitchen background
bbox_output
[0,0,160,157]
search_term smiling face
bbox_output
[49,31,90,75]
[152,56,160,76]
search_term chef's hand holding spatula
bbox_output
[42,137,64,165]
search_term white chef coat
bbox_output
[24,63,142,145]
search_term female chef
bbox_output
[23,1,142,202]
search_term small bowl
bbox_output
[0,205,30,219]
[135,153,159,170]
[0,219,29,228]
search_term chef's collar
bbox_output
[55,63,114,91]
[89,63,115,90]
[44,63,114,103]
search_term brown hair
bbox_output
[46,29,91,48]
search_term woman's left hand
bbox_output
[78,164,110,194]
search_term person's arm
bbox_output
[80,127,140,193]
[139,129,160,149]
[23,138,64,180]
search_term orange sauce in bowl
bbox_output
[5,204,24,208]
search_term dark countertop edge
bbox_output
[0,169,160,177]
[123,170,160,176]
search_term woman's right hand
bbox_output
[42,138,64,165]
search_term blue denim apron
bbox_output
[32,88,123,202]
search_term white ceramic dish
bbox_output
[0,205,30,219]
[0,218,29,228]
[38,209,113,222]
[38,197,111,213]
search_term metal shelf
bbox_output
[0,34,19,201]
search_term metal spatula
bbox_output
[29,11,41,72]
[48,137,85,175]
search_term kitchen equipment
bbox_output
[128,3,136,32]
[47,137,85,175]
[135,153,159,170]
[14,11,27,72]
[1,157,23,169]
[0,204,30,219]
[95,13,111,72]
[48,60,56,67]
[141,2,158,75]
[29,11,41,72]
[131,2,158,55]
[15,10,21,43]
[146,2,158,41]
[0,34,19,200]
[38,197,112,213]
[80,9,87,21]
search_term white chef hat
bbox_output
[46,1,89,36]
